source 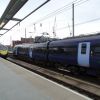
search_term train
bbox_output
[13,34,100,76]
[0,43,8,59]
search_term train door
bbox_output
[15,47,18,55]
[77,42,90,67]
[29,48,32,58]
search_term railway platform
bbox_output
[0,58,92,100]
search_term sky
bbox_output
[0,0,100,45]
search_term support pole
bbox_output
[25,28,26,43]
[72,3,74,37]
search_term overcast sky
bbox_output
[0,0,100,45]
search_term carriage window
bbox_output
[49,46,77,55]
[49,47,58,54]
[81,44,86,54]
[93,46,100,56]
[33,47,47,53]
[94,47,100,52]
[63,46,77,55]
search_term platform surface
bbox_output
[0,58,92,100]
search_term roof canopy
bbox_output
[0,0,28,31]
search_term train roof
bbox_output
[14,42,49,48]
[14,44,32,48]
[14,33,100,47]
[49,33,100,46]
[63,33,100,41]
[30,42,49,48]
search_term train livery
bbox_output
[13,34,100,76]
[0,44,8,59]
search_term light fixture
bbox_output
[0,22,5,28]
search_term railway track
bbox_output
[7,57,100,100]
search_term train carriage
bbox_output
[48,35,100,75]
[29,42,49,62]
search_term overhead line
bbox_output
[76,18,100,26]
[75,0,90,6]
[56,17,100,31]
[32,0,89,24]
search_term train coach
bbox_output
[48,36,100,75]
[13,34,100,76]
[13,44,32,60]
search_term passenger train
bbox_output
[0,43,8,59]
[13,34,100,76]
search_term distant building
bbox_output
[35,36,59,43]
[35,36,49,43]
[12,37,35,47]
[21,37,34,43]
[12,35,59,47]
[12,40,22,47]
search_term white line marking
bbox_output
[25,68,93,100]
[5,59,93,100]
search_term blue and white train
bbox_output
[13,34,100,76]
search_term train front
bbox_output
[0,44,8,59]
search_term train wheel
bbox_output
[3,55,7,59]
[79,67,87,75]
[67,65,79,75]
